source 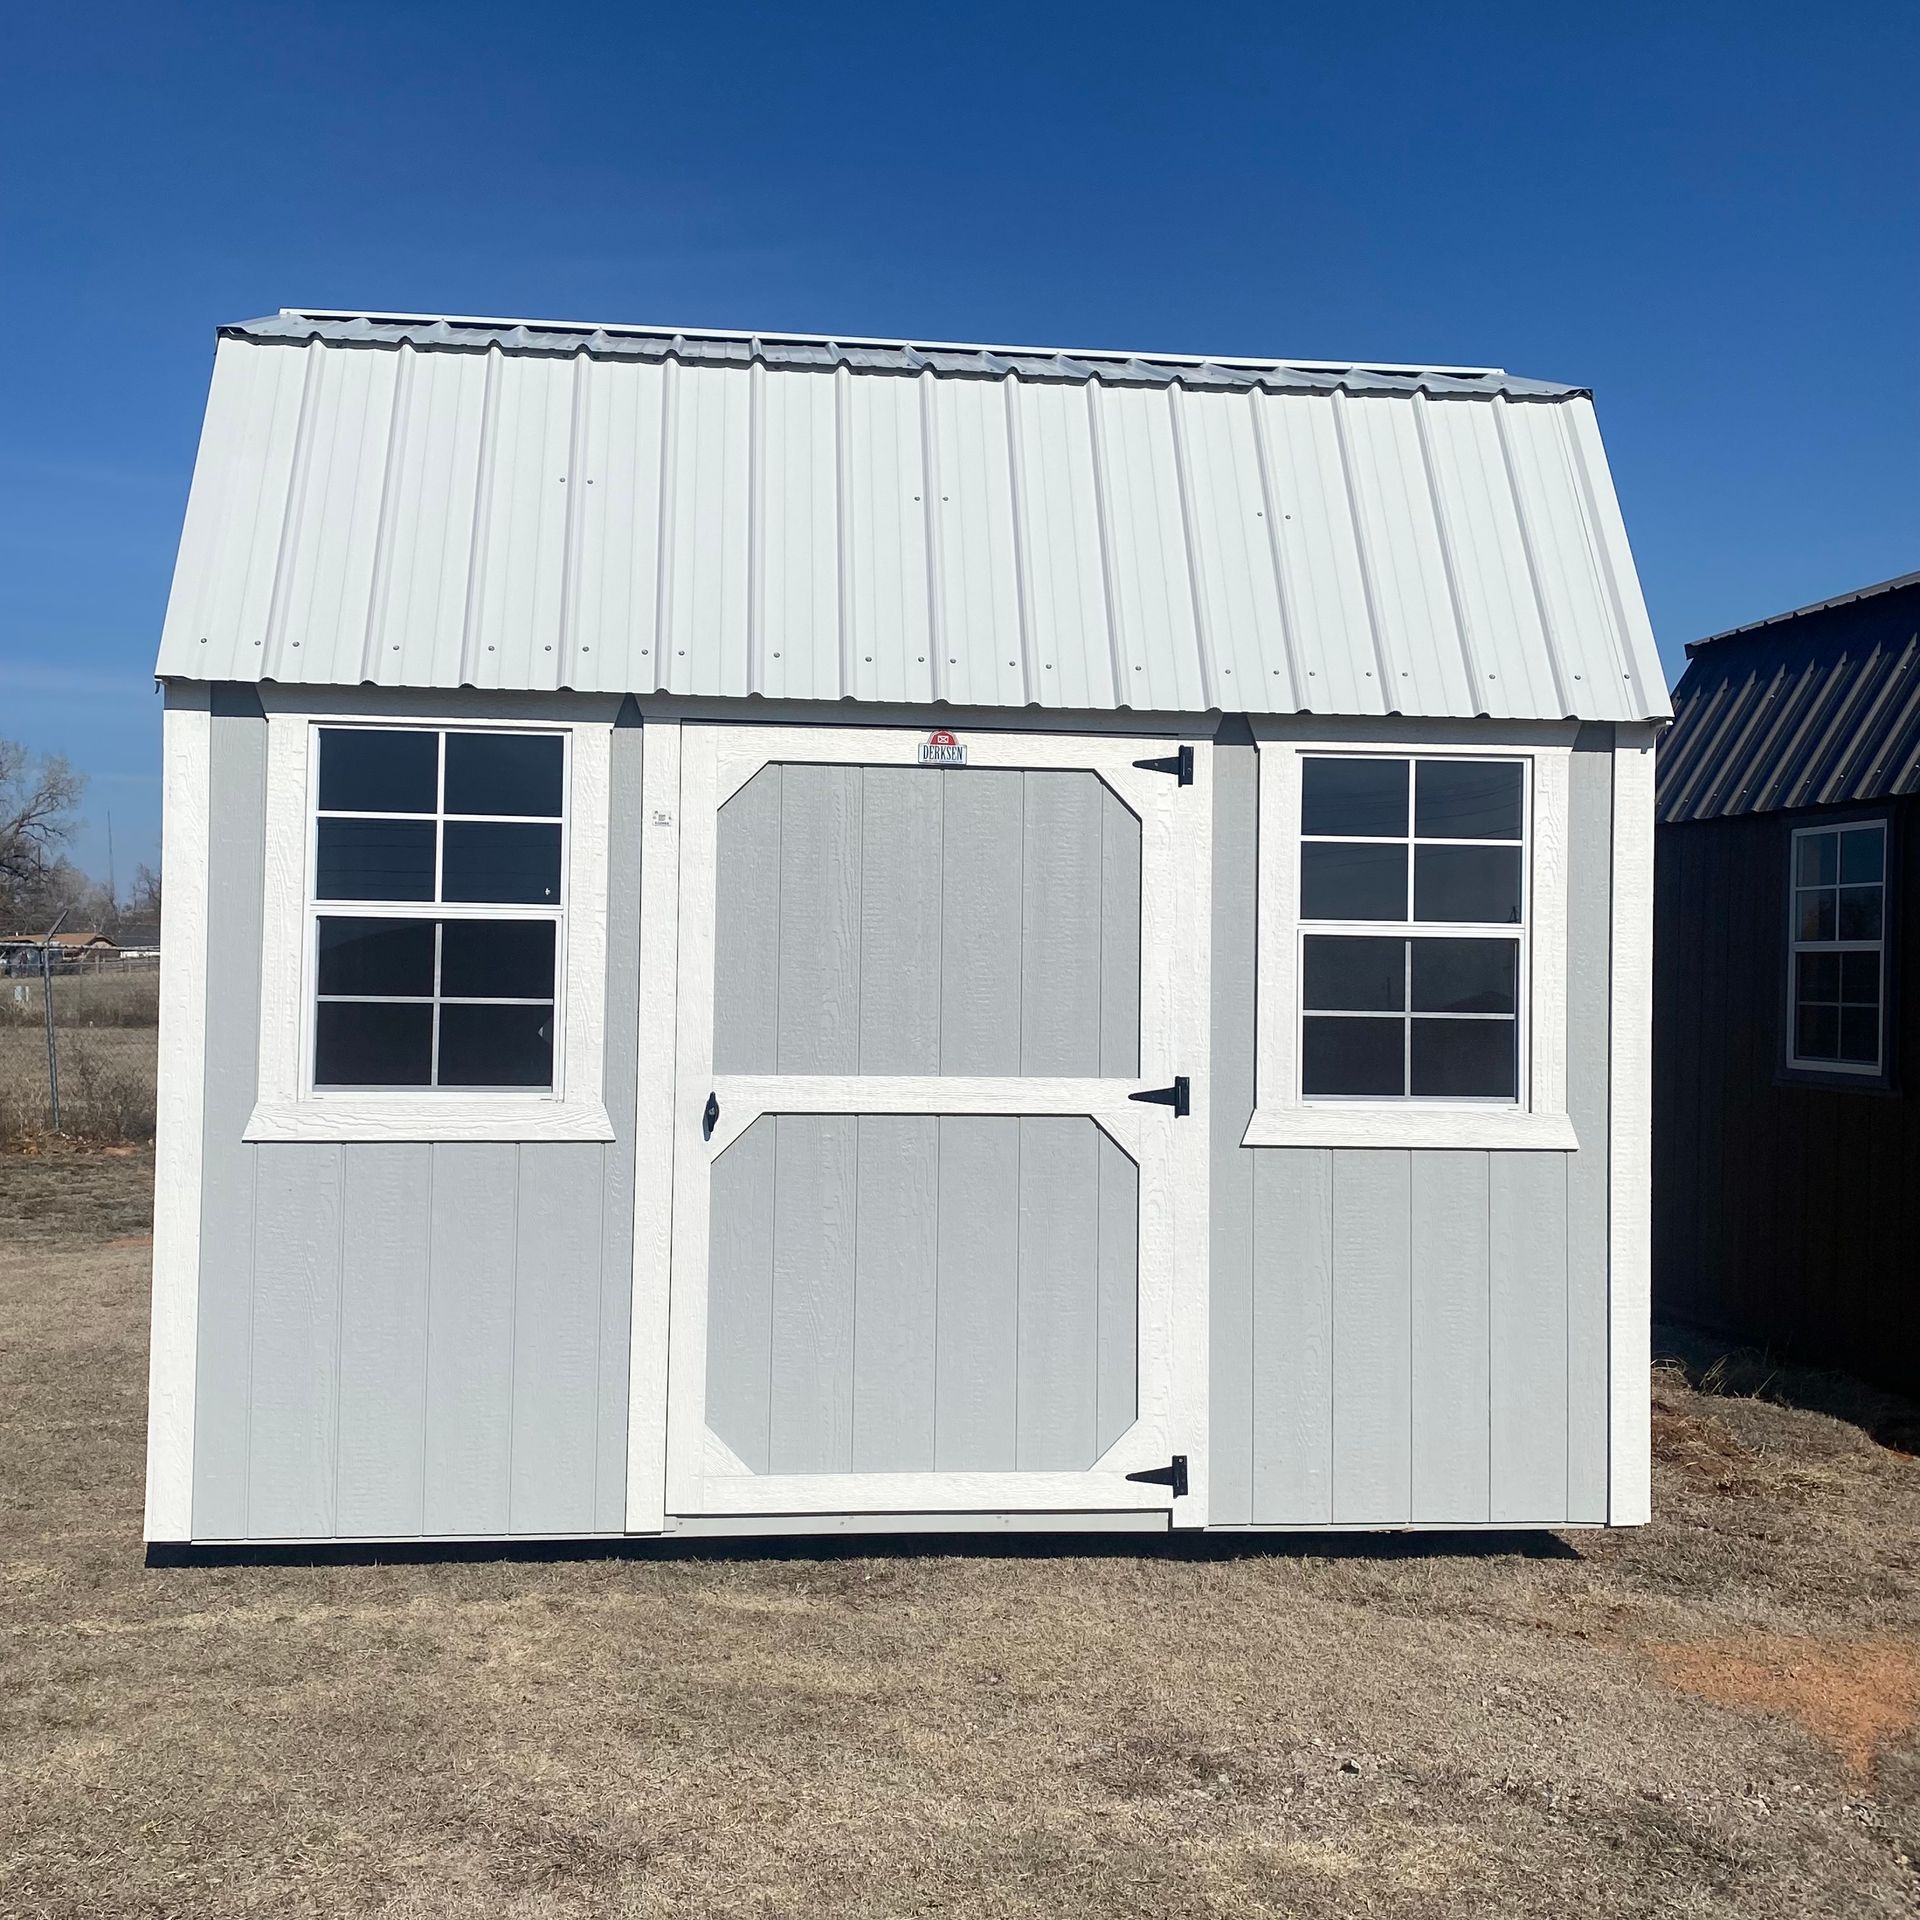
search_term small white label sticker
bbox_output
[918,728,966,767]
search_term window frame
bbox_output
[1781,812,1894,1087]
[1245,723,1577,1151]
[246,705,615,1143]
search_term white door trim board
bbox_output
[623,719,682,1532]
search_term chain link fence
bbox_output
[0,946,159,1147]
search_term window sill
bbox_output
[243,1096,615,1145]
[1242,1106,1581,1151]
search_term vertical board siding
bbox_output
[191,701,642,1541]
[1207,729,1258,1525]
[422,1143,519,1535]
[851,1117,940,1471]
[509,1143,606,1533]
[1329,1151,1413,1524]
[713,764,1141,1077]
[1408,1153,1491,1522]
[192,690,269,1538]
[334,1142,432,1537]
[1250,1149,1334,1524]
[935,1116,1022,1468]
[1489,1154,1571,1520]
[246,1143,344,1538]
[1210,725,1616,1529]
[708,1114,1137,1476]
[767,1114,859,1472]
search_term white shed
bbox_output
[144,309,1668,1547]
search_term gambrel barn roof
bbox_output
[156,309,1668,722]
[1659,569,1920,823]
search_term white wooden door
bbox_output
[660,723,1210,1522]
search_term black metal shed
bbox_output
[1655,571,1920,1392]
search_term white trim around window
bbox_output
[245,706,614,1143]
[1244,719,1577,1150]
[1784,817,1889,1079]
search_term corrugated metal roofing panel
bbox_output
[156,315,1669,721]
[1658,575,1920,822]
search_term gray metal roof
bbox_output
[1659,572,1920,824]
[156,310,1667,721]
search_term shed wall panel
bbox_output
[1207,726,1616,1529]
[188,696,641,1541]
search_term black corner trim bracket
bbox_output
[1126,1455,1189,1498]
[1132,744,1194,785]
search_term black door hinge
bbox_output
[703,1090,719,1141]
[1126,1455,1189,1498]
[1132,744,1194,785]
[1128,1075,1190,1118]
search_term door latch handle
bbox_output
[703,1090,719,1141]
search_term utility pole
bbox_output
[40,906,70,1134]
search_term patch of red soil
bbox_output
[1647,1635,1920,1778]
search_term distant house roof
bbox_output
[153,309,1668,725]
[1658,570,1920,824]
[0,930,115,949]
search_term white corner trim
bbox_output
[1608,727,1657,1524]
[145,688,211,1542]
[625,719,682,1533]
[1241,1107,1580,1151]
[1248,726,1576,1152]
[252,709,613,1144]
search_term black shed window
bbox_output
[311,727,566,1091]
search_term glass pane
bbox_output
[1302,1016,1404,1096]
[316,819,435,901]
[1838,886,1883,941]
[1796,888,1836,942]
[440,919,556,1000]
[316,918,435,998]
[445,732,564,819]
[1411,937,1518,1014]
[1796,831,1838,887]
[317,728,437,814]
[1839,1006,1880,1065]
[442,822,563,904]
[1301,842,1407,921]
[1413,845,1522,924]
[1839,826,1885,883]
[1301,758,1409,838]
[1302,936,1406,1012]
[437,1003,554,1087]
[1796,950,1840,1003]
[1839,950,1880,1006]
[1415,761,1523,841]
[1410,1019,1517,1098]
[1796,1002,1839,1061]
[314,1001,432,1086]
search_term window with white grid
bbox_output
[309,726,568,1091]
[1297,754,1528,1103]
[1787,819,1887,1076]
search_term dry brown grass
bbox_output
[3,1150,1919,1917]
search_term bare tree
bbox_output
[0,741,86,924]
[125,862,163,922]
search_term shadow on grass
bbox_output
[1655,1318,1920,1456]
[148,1528,1583,1570]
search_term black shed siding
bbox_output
[1652,796,1920,1391]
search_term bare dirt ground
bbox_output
[3,1151,1918,1918]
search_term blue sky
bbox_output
[3,2,1915,885]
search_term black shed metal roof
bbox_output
[1657,571,1920,824]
